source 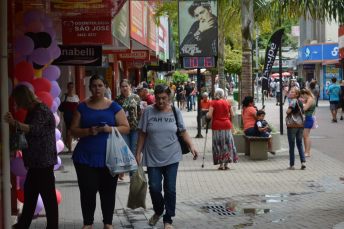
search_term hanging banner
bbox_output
[178,1,218,57]
[261,27,285,92]
[62,17,112,45]
[323,65,342,100]
[113,1,130,48]
[52,45,102,66]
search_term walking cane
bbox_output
[202,118,211,168]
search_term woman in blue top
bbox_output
[70,75,129,229]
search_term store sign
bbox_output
[339,26,344,59]
[303,64,315,70]
[178,1,218,57]
[113,1,130,48]
[52,45,102,66]
[298,43,339,63]
[158,24,168,61]
[323,65,342,100]
[117,50,150,61]
[130,1,157,51]
[134,60,145,68]
[62,17,112,45]
[105,66,113,90]
[51,0,112,15]
[145,56,159,66]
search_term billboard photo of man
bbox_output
[179,1,218,57]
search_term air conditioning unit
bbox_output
[310,40,318,44]
[302,39,311,45]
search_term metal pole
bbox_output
[195,68,203,138]
[1,0,12,227]
[279,0,283,135]
[256,26,259,103]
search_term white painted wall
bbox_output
[325,19,339,42]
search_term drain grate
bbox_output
[200,205,236,216]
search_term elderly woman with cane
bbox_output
[207,88,238,170]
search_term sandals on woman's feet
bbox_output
[165,226,174,229]
[269,151,276,155]
[148,213,164,226]
[224,166,230,170]
[218,167,224,170]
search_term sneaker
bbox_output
[301,163,306,170]
[287,166,295,170]
[341,116,343,120]
[331,119,338,123]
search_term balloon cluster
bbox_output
[10,9,63,215]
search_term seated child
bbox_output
[254,110,271,138]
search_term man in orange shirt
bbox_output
[201,92,211,115]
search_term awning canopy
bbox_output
[322,59,341,65]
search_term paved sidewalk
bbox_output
[28,98,344,229]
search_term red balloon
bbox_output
[17,188,24,203]
[14,108,27,123]
[31,78,52,93]
[14,61,35,82]
[56,189,62,204]
[35,91,53,108]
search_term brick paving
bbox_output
[27,96,344,229]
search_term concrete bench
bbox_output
[243,135,270,160]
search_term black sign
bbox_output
[183,57,215,68]
[178,1,218,57]
[262,27,285,91]
[52,45,102,66]
[146,61,171,71]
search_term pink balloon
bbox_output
[56,143,61,154]
[54,113,60,126]
[51,46,61,60]
[16,82,35,92]
[15,29,25,41]
[42,66,61,81]
[54,97,61,106]
[51,101,58,113]
[30,9,44,19]
[23,10,40,27]
[15,36,35,56]
[57,140,64,153]
[30,48,52,65]
[20,177,26,191]
[55,128,61,142]
[28,21,44,33]
[42,15,52,27]
[15,24,27,33]
[10,157,27,177]
[44,27,56,40]
[50,81,61,98]
[34,195,44,215]
[54,156,61,170]
[48,40,58,53]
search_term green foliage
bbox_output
[233,125,243,134]
[172,71,189,85]
[270,124,278,134]
[224,45,242,75]
[155,79,167,85]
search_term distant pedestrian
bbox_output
[286,88,306,170]
[115,79,141,180]
[309,81,319,107]
[183,82,187,109]
[60,82,79,153]
[301,88,316,157]
[70,75,130,228]
[176,81,184,110]
[137,81,155,108]
[185,81,194,112]
[270,79,276,97]
[207,88,238,169]
[169,81,176,105]
[339,80,344,120]
[201,92,211,128]
[288,81,298,104]
[191,81,197,111]
[5,85,58,229]
[276,80,281,105]
[104,80,112,100]
[326,77,342,123]
[136,85,198,229]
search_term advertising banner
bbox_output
[105,66,113,90]
[178,1,218,57]
[158,24,168,61]
[62,17,112,45]
[323,65,342,100]
[261,27,285,92]
[52,45,102,66]
[113,1,130,48]
[298,43,339,63]
[145,56,159,66]
[117,50,150,61]
[50,0,112,15]
[303,64,315,70]
[339,26,344,59]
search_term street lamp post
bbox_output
[256,26,259,102]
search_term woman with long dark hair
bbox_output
[301,88,316,157]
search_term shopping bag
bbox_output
[311,115,318,129]
[106,127,137,176]
[127,165,147,209]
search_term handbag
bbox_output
[58,94,67,112]
[172,105,190,154]
[311,115,318,129]
[106,127,137,176]
[285,99,305,128]
[10,121,28,152]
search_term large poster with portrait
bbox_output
[178,1,218,57]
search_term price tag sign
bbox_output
[183,57,215,68]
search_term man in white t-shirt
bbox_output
[104,81,112,100]
[270,80,276,97]
[275,80,281,105]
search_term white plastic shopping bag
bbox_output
[106,127,137,176]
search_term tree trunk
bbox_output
[218,0,226,92]
[240,0,254,99]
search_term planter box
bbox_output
[232,112,243,128]
[271,132,281,151]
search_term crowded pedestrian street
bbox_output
[24,96,344,229]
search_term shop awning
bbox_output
[322,59,341,65]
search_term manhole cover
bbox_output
[200,205,236,216]
[310,136,326,139]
